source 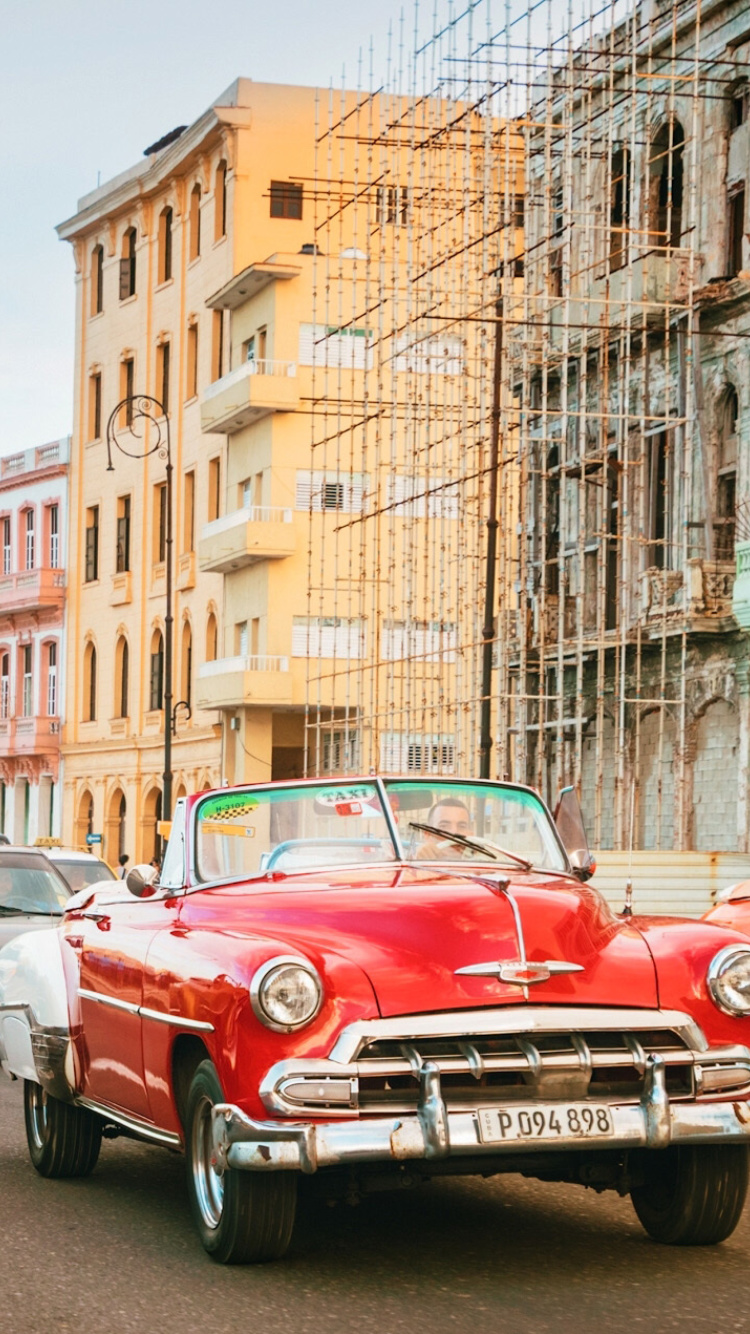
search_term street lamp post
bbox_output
[106,395,174,829]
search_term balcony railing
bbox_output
[196,654,292,710]
[201,359,299,435]
[198,506,295,572]
[9,716,61,754]
[0,569,65,614]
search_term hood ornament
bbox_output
[455,959,584,986]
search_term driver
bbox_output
[415,798,473,861]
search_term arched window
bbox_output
[75,789,94,847]
[206,612,218,662]
[648,121,684,251]
[189,183,201,260]
[120,226,137,300]
[214,161,227,241]
[46,642,58,716]
[158,206,173,284]
[83,642,97,721]
[115,635,129,719]
[609,146,630,269]
[149,630,164,711]
[90,244,104,315]
[715,387,739,559]
[0,653,9,720]
[181,621,192,707]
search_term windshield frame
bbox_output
[186,776,571,888]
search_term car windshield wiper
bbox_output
[0,904,63,916]
[408,822,533,871]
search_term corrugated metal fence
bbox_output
[592,852,750,919]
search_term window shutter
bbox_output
[119,258,132,301]
[85,527,97,582]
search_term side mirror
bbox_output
[553,786,596,882]
[126,864,159,898]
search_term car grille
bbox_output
[347,1027,695,1113]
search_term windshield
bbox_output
[52,859,115,892]
[0,857,70,915]
[384,780,566,871]
[196,782,396,881]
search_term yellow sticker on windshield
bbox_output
[201,821,255,838]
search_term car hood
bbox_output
[200,867,658,1017]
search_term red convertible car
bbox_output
[3,776,750,1264]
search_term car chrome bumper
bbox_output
[211,1055,750,1175]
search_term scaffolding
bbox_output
[303,0,750,853]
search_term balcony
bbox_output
[176,551,196,590]
[0,569,65,615]
[110,571,132,606]
[642,559,736,634]
[198,506,295,573]
[11,717,61,755]
[196,655,292,710]
[201,360,299,435]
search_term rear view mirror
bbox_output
[554,786,596,882]
[126,864,159,898]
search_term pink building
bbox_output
[0,438,69,842]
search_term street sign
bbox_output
[85,833,102,845]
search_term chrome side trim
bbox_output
[78,989,214,1032]
[139,1006,214,1033]
[77,1097,182,1148]
[328,1007,708,1065]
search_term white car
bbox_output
[42,847,117,894]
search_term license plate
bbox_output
[477,1102,615,1144]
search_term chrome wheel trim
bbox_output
[191,1094,224,1229]
[28,1083,49,1151]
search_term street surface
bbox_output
[2,1073,750,1334]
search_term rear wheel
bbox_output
[24,1080,102,1178]
[185,1059,297,1263]
[631,1144,749,1245]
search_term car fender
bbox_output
[0,927,75,1099]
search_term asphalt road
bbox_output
[2,1075,750,1334]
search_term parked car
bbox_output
[43,846,117,893]
[3,776,750,1264]
[0,847,71,949]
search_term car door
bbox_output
[64,887,180,1120]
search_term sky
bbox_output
[0,0,459,456]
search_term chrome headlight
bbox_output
[708,945,750,1017]
[250,955,323,1032]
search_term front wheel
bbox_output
[24,1080,102,1178]
[631,1144,749,1245]
[185,1059,297,1263]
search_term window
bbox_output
[85,506,99,582]
[376,185,409,225]
[116,636,129,718]
[49,504,59,568]
[2,518,10,574]
[154,483,167,564]
[270,180,303,219]
[728,187,745,278]
[716,388,738,559]
[208,458,221,521]
[214,160,227,240]
[189,183,201,260]
[323,729,359,774]
[298,323,373,370]
[291,617,365,659]
[119,227,137,300]
[120,357,135,425]
[183,471,195,552]
[731,82,749,131]
[89,371,102,440]
[90,244,104,316]
[83,642,97,721]
[21,645,32,717]
[245,335,255,362]
[380,732,455,774]
[648,120,684,251]
[0,655,8,719]
[47,643,57,716]
[610,146,630,269]
[149,632,164,711]
[386,474,460,519]
[116,496,131,573]
[158,206,173,284]
[206,612,218,662]
[157,341,171,412]
[236,621,248,656]
[181,622,192,708]
[24,510,34,571]
[381,620,457,663]
[211,310,224,381]
[648,431,672,569]
[295,469,366,513]
[186,322,198,400]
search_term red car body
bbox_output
[3,776,750,1262]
